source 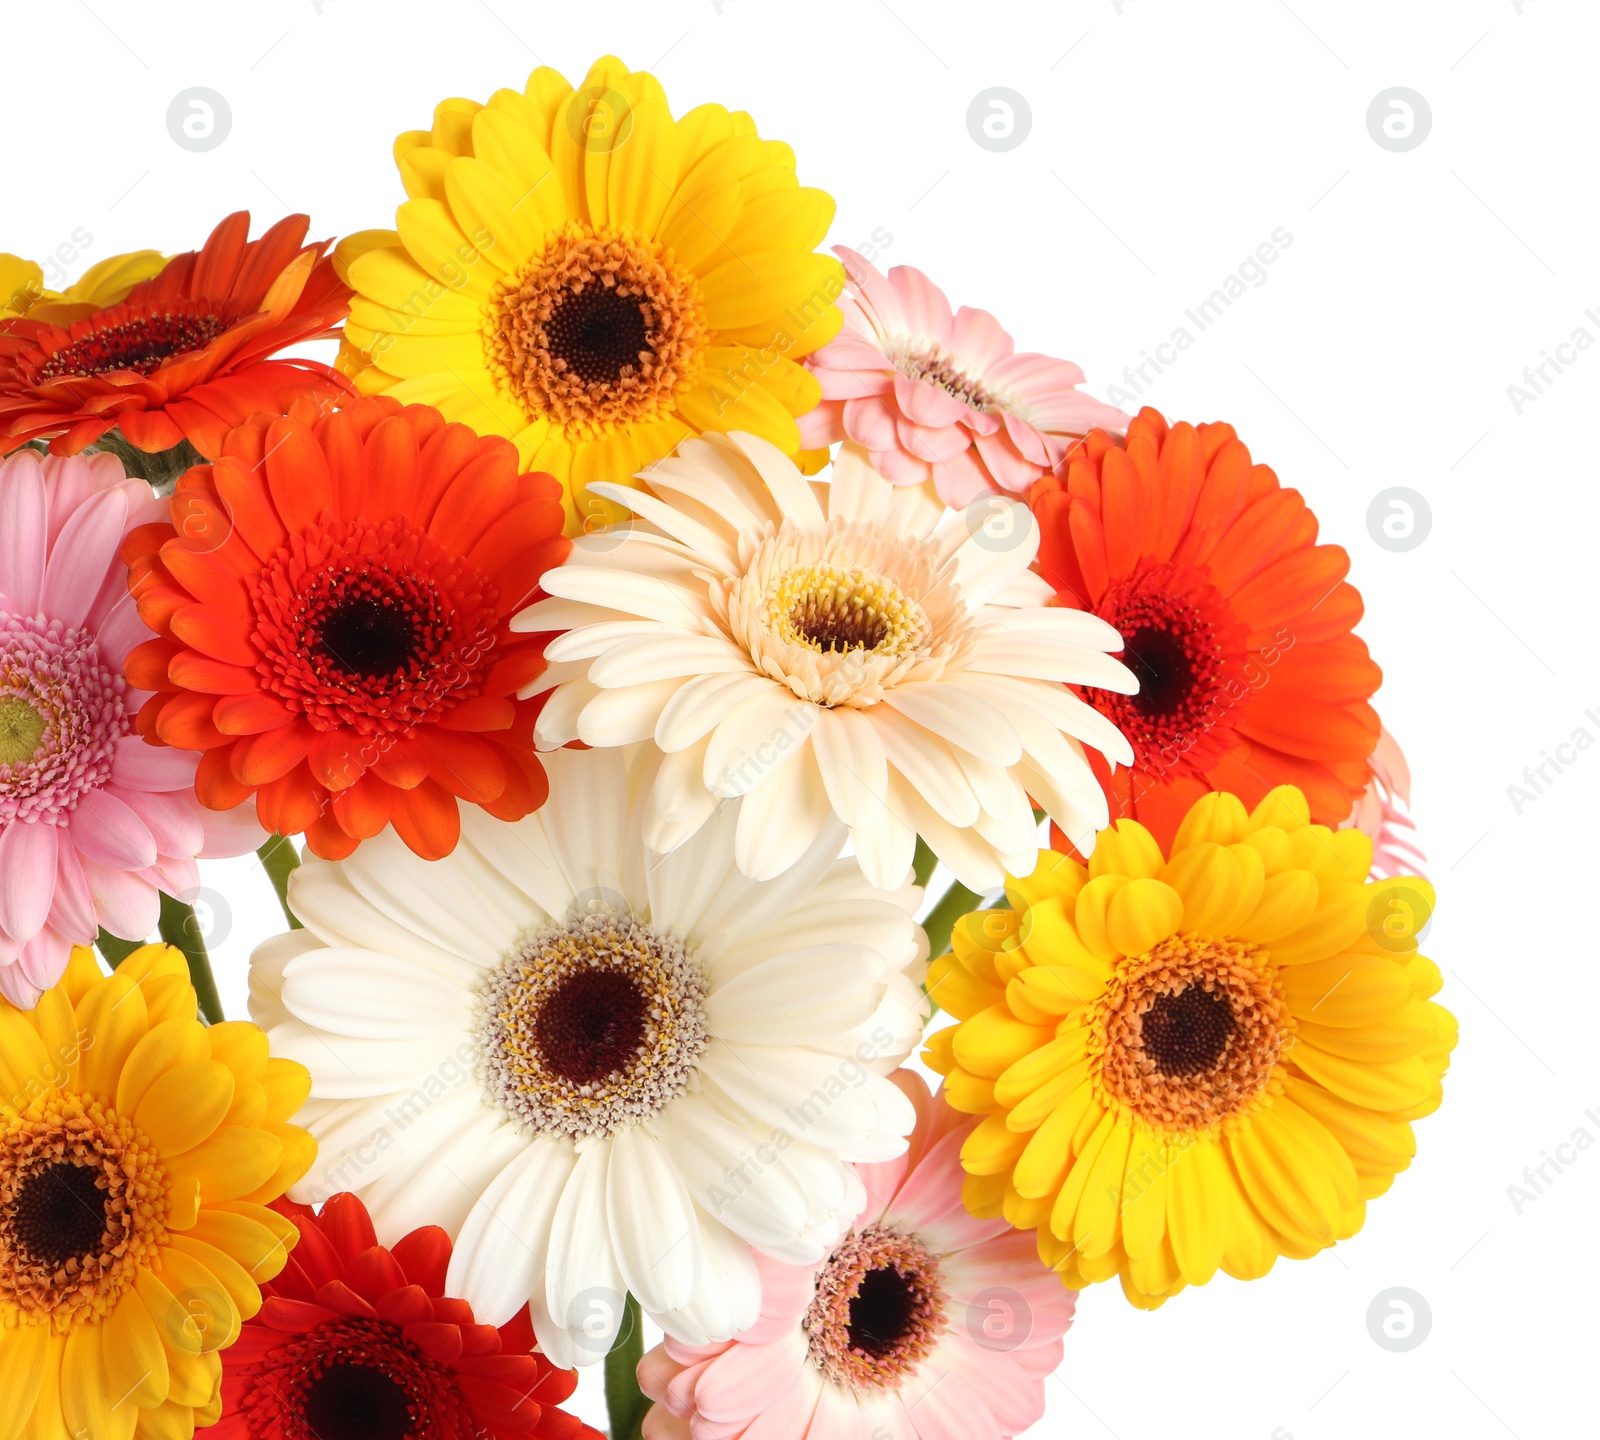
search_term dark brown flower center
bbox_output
[545,282,652,385]
[533,968,650,1087]
[301,1360,416,1440]
[318,596,422,680]
[11,1161,107,1267]
[1140,984,1236,1077]
[34,312,229,383]
[804,1226,946,1391]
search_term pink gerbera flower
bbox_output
[799,247,1128,508]
[639,1072,1075,1440]
[1346,725,1426,879]
[0,449,261,1005]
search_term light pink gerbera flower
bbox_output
[799,247,1128,508]
[1346,725,1425,879]
[0,449,262,1004]
[639,1072,1075,1440]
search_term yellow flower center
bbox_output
[1088,934,1291,1134]
[474,906,708,1141]
[0,1091,170,1331]
[766,564,929,659]
[0,696,45,766]
[486,223,706,438]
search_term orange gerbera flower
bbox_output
[1031,407,1381,847]
[0,212,351,458]
[122,395,570,860]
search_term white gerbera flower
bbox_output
[249,745,928,1367]
[515,433,1135,891]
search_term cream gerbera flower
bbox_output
[516,433,1136,891]
[250,745,928,1367]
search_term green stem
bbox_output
[158,893,224,1024]
[921,879,985,962]
[257,835,304,929]
[604,1294,649,1440]
[95,929,146,969]
[87,431,204,495]
[912,836,939,889]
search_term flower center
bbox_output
[318,596,420,680]
[243,1316,475,1440]
[892,343,997,411]
[804,1226,945,1391]
[474,905,708,1141]
[1089,934,1291,1133]
[0,695,45,766]
[0,1092,169,1329]
[11,1162,108,1267]
[0,612,129,828]
[248,518,499,735]
[487,224,706,437]
[769,564,929,658]
[33,309,230,384]
[721,521,975,710]
[302,1361,415,1440]
[1085,567,1245,779]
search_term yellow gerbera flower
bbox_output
[0,944,312,1439]
[924,785,1456,1310]
[334,54,844,532]
[0,248,166,322]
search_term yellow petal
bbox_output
[961,1112,1029,1176]
[161,1350,220,1410]
[74,974,149,1102]
[1015,896,1106,974]
[723,187,835,256]
[135,1061,235,1157]
[185,1208,293,1283]
[114,1017,208,1121]
[698,250,844,331]
[0,1006,51,1106]
[1048,1108,1115,1238]
[1279,952,1414,1027]
[1012,1091,1087,1201]
[1269,881,1370,964]
[1005,1060,1089,1133]
[1089,820,1164,880]
[1105,878,1183,957]
[103,1286,169,1411]
[952,1005,1053,1080]
[245,1122,317,1202]
[1165,1135,1231,1285]
[605,92,680,236]
[1284,1075,1415,1177]
[1170,791,1250,851]
[396,198,497,297]
[206,1022,268,1083]
[0,1324,51,1440]
[1234,869,1319,944]
[1161,842,1243,936]
[1073,1114,1132,1259]
[151,1249,238,1355]
[1248,785,1310,830]
[61,1326,135,1440]
[1120,1127,1170,1262]
[994,1028,1090,1109]
[1073,874,1129,961]
[1289,1045,1440,1114]
[1005,850,1087,914]
[167,1235,262,1323]
[163,1127,282,1204]
[444,156,542,271]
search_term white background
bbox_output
[6,1,1593,1435]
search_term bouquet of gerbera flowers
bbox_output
[0,55,1449,1440]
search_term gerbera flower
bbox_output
[0,449,263,1007]
[800,248,1127,508]
[122,394,569,862]
[1,247,167,323]
[0,211,350,459]
[219,1191,600,1440]
[1346,727,1424,879]
[334,54,842,530]
[639,1071,1075,1440]
[250,744,928,1365]
[1031,407,1382,850]
[0,942,313,1437]
[517,432,1135,891]
[924,785,1457,1309]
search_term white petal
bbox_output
[546,1139,629,1366]
[646,1206,761,1347]
[705,944,884,1045]
[702,688,817,799]
[606,1127,702,1314]
[360,1108,530,1245]
[280,948,472,1039]
[576,678,685,746]
[732,744,833,880]
[810,706,889,831]
[656,672,775,753]
[881,682,1022,767]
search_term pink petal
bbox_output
[796,401,846,450]
[887,264,954,347]
[810,335,899,380]
[142,854,200,898]
[897,418,974,465]
[973,429,1046,495]
[842,395,902,453]
[15,928,73,997]
[90,595,156,669]
[0,956,44,1009]
[52,840,97,942]
[1000,411,1054,468]
[950,306,1015,372]
[692,1337,806,1424]
[641,1405,693,1440]
[737,1252,817,1345]
[987,350,1088,396]
[892,371,972,429]
[932,449,999,509]
[1024,390,1130,436]
[0,822,58,942]
[870,443,934,486]
[69,787,159,871]
[834,247,907,339]
[80,857,161,942]
[111,736,199,792]
[113,786,205,858]
[0,454,48,615]
[898,1354,997,1440]
[41,487,130,631]
[932,1339,1043,1435]
[198,797,267,858]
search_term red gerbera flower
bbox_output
[0,211,350,458]
[123,395,570,860]
[1031,407,1381,847]
[216,1193,601,1440]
